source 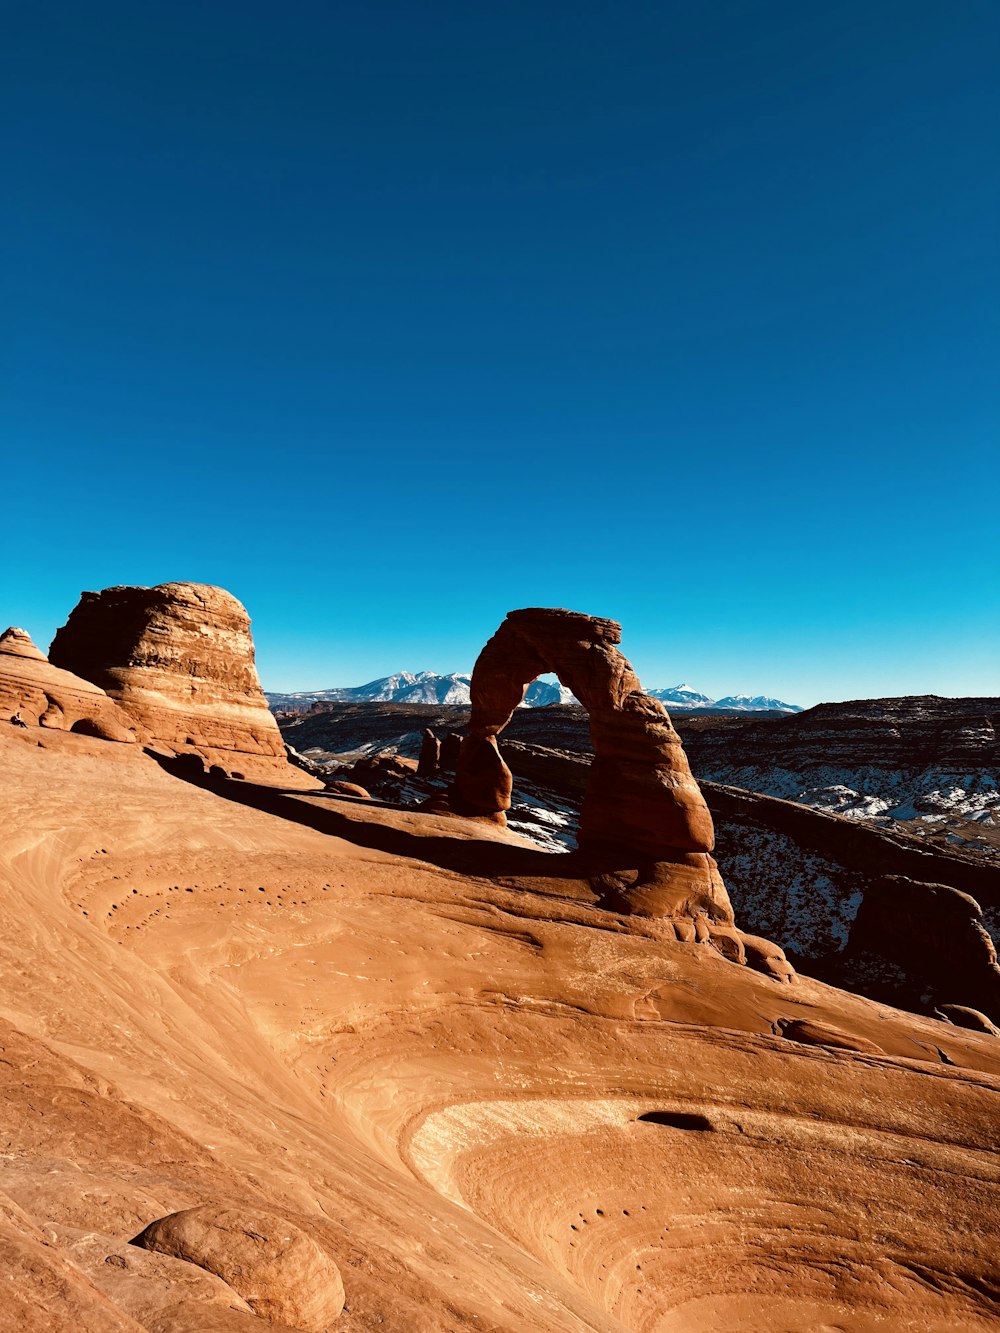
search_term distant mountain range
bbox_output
[266,672,801,714]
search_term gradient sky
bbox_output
[3,1,998,706]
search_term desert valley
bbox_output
[0,580,998,1333]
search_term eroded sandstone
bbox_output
[49,583,296,781]
[451,608,788,974]
[0,627,141,743]
[131,1204,345,1331]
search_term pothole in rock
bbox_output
[636,1111,713,1131]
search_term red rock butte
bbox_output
[49,581,294,781]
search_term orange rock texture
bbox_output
[0,626,142,742]
[48,583,294,780]
[3,589,1000,1332]
[2,723,1000,1331]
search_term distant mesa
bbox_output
[450,606,793,980]
[0,626,141,743]
[48,582,299,781]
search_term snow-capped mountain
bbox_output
[524,679,578,706]
[712,694,801,714]
[267,674,800,713]
[267,671,472,709]
[648,684,716,709]
[647,685,800,713]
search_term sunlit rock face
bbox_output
[49,581,291,778]
[0,625,140,742]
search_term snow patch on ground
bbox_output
[717,826,864,958]
[701,764,1000,824]
[506,781,579,853]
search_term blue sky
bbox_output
[3,1,997,706]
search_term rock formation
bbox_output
[324,779,371,799]
[843,876,1000,1022]
[439,731,463,772]
[131,1204,345,1330]
[0,627,141,743]
[452,608,787,974]
[417,728,440,776]
[49,583,294,781]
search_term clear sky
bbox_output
[3,2,997,706]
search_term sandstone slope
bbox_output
[1,723,1000,1330]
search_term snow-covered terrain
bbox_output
[698,762,1000,833]
[267,674,800,712]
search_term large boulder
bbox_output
[49,584,293,781]
[131,1204,344,1331]
[0,627,140,743]
[844,876,1000,1025]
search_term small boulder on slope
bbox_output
[131,1204,345,1331]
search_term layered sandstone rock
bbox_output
[0,627,141,742]
[49,583,293,780]
[452,608,788,974]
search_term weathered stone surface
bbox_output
[453,609,712,852]
[417,728,440,777]
[49,584,293,780]
[844,876,1000,1024]
[341,754,418,794]
[451,608,782,969]
[4,724,1000,1332]
[936,1004,1000,1037]
[439,732,463,772]
[778,1017,885,1054]
[324,779,371,799]
[0,627,141,743]
[131,1204,345,1330]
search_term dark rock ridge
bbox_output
[678,695,1000,834]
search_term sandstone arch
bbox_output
[453,608,791,976]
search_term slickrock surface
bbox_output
[3,721,1000,1331]
[0,626,142,741]
[452,608,783,972]
[48,583,304,782]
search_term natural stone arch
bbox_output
[452,608,793,979]
[453,608,711,855]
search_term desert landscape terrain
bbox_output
[1,585,999,1332]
